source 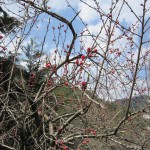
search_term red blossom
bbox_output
[111,70,115,74]
[67,44,69,48]
[82,139,89,144]
[80,61,83,65]
[87,47,91,53]
[88,54,93,57]
[110,50,113,53]
[76,59,79,64]
[81,55,85,60]
[55,140,59,145]
[93,49,97,53]
[91,130,97,135]
[46,63,51,68]
[82,81,86,86]
[117,51,121,56]
[63,146,68,150]
[59,140,64,145]
[81,81,87,90]
[108,14,112,18]
[0,35,3,39]
[65,82,68,86]
[58,128,63,133]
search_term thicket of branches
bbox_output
[0,0,150,150]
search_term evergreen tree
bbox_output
[0,6,20,33]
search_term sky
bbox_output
[1,0,150,100]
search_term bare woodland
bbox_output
[0,0,150,150]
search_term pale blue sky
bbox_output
[1,0,150,100]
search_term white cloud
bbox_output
[3,0,149,26]
[48,0,79,12]
[2,0,24,18]
[77,0,150,25]
[78,1,99,23]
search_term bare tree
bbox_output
[0,0,150,149]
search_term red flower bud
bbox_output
[0,35,3,39]
[67,44,69,48]
[88,54,93,57]
[65,82,68,86]
[46,63,51,68]
[82,81,86,86]
[59,140,64,145]
[87,47,91,53]
[82,139,89,144]
[80,61,83,65]
[117,51,121,56]
[108,14,112,18]
[63,146,68,150]
[93,49,97,53]
[91,130,97,135]
[81,81,87,90]
[76,59,79,64]
[111,70,115,74]
[81,55,85,60]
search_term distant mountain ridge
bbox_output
[115,95,150,110]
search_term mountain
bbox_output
[115,95,150,110]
